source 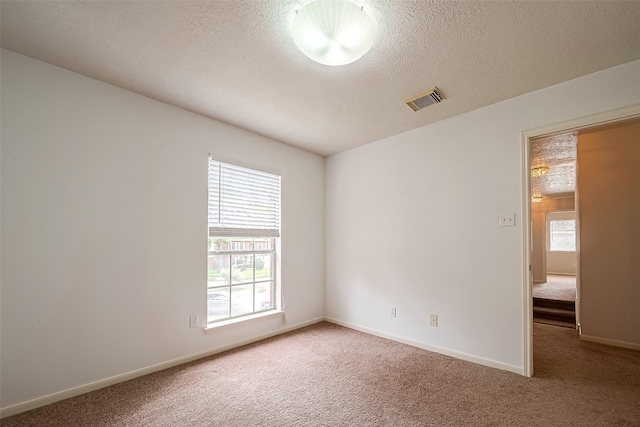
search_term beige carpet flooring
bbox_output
[533,274,576,301]
[3,322,639,426]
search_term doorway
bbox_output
[529,132,578,330]
[521,105,640,377]
[532,208,578,328]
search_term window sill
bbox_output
[203,310,284,334]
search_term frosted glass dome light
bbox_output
[291,0,376,66]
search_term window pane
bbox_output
[254,253,274,281]
[207,287,230,322]
[550,219,576,251]
[208,254,229,286]
[231,254,254,284]
[255,281,275,311]
[231,284,253,317]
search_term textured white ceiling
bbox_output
[531,132,577,198]
[2,1,640,156]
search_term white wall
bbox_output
[0,50,325,410]
[547,251,576,275]
[325,59,640,372]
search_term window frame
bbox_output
[546,210,576,252]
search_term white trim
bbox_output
[521,105,640,139]
[0,316,324,419]
[204,310,285,334]
[575,141,582,335]
[580,334,640,351]
[324,317,523,375]
[521,130,533,377]
[521,104,640,380]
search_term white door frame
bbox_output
[520,104,640,377]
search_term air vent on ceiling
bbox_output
[405,87,444,111]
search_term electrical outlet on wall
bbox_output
[429,313,438,327]
[390,306,397,317]
[189,315,198,328]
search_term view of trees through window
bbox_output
[207,237,276,322]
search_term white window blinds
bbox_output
[208,156,281,238]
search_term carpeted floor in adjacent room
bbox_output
[533,274,576,301]
[3,321,640,426]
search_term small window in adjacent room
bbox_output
[547,212,576,251]
[207,156,281,326]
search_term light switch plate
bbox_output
[499,213,516,227]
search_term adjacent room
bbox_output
[2,1,640,425]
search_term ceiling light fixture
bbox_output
[291,0,376,66]
[531,166,549,177]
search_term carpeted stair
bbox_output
[533,297,576,329]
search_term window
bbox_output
[229,241,245,251]
[547,211,576,251]
[207,157,281,325]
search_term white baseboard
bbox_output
[580,334,640,351]
[0,316,324,419]
[324,317,523,376]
